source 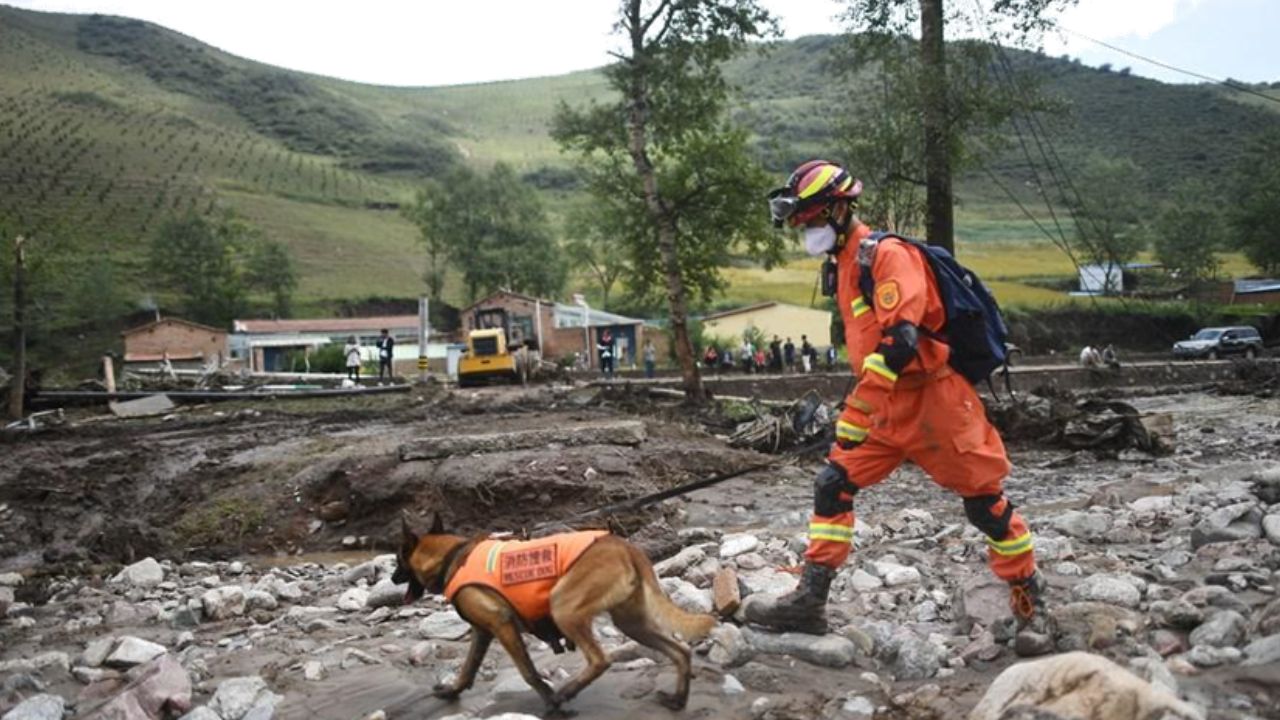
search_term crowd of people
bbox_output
[700,334,838,375]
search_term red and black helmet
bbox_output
[767,160,863,228]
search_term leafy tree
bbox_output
[244,239,298,319]
[1067,155,1148,273]
[404,164,565,303]
[1151,181,1223,289]
[401,184,449,300]
[838,0,1075,252]
[553,0,783,399]
[564,205,631,310]
[149,212,296,325]
[1228,129,1280,275]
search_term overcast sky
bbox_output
[7,0,1278,87]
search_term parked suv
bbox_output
[1172,326,1264,360]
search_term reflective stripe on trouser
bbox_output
[804,511,854,568]
[983,507,1036,582]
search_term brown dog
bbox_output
[393,514,716,713]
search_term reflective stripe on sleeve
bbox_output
[851,296,871,317]
[862,352,898,383]
[835,420,868,443]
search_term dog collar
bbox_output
[427,541,470,596]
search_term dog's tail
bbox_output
[634,547,717,642]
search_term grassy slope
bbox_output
[0,6,1275,320]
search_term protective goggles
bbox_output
[767,188,828,228]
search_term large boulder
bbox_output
[111,558,165,589]
[1,694,65,720]
[208,677,280,720]
[967,652,1204,720]
[418,610,471,640]
[201,586,246,621]
[741,628,857,668]
[1188,610,1247,648]
[955,577,1012,632]
[1069,574,1142,609]
[105,637,167,668]
[1191,502,1263,549]
[1242,633,1280,666]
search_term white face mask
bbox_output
[803,224,837,256]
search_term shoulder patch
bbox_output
[876,281,900,311]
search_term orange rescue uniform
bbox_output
[805,225,1036,582]
[444,530,610,623]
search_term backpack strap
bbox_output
[857,232,946,343]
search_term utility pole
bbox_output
[919,0,955,255]
[8,235,27,420]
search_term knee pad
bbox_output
[814,463,857,517]
[964,494,1014,540]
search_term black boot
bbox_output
[742,563,835,635]
[1010,571,1056,657]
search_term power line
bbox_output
[1061,27,1280,107]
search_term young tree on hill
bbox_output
[245,239,298,319]
[1228,129,1280,275]
[839,0,1075,254]
[405,164,565,303]
[401,184,449,301]
[564,206,632,311]
[1152,181,1223,290]
[553,0,783,400]
[1067,155,1148,277]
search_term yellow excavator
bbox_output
[457,308,541,387]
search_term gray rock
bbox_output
[846,568,883,592]
[708,624,754,668]
[890,631,943,680]
[1128,656,1178,696]
[1149,599,1203,630]
[1070,574,1141,609]
[418,609,471,640]
[0,572,23,587]
[1051,510,1112,539]
[1263,514,1280,546]
[337,588,369,612]
[1255,598,1280,636]
[209,676,280,720]
[1242,633,1280,666]
[738,569,796,597]
[1181,585,1250,615]
[343,561,378,585]
[365,579,406,609]
[742,628,857,668]
[955,577,1011,631]
[106,636,167,667]
[1052,602,1141,652]
[842,694,876,717]
[881,565,922,587]
[244,590,277,612]
[73,667,118,684]
[0,586,12,617]
[719,533,760,559]
[659,578,712,614]
[178,708,221,720]
[81,637,116,668]
[1191,502,1263,549]
[112,558,165,589]
[1,694,65,720]
[302,661,326,681]
[654,545,707,577]
[201,586,247,621]
[1189,610,1247,648]
[1186,644,1242,667]
[722,674,745,695]
[252,576,302,603]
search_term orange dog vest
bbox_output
[444,531,609,623]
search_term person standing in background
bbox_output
[344,336,362,382]
[376,328,395,382]
[643,339,657,379]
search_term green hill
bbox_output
[0,5,1276,314]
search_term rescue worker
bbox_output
[746,161,1052,656]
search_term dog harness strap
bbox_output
[428,541,473,596]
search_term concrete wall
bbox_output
[124,320,227,364]
[704,303,834,349]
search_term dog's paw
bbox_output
[656,691,687,711]
[430,684,461,701]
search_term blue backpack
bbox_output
[858,232,1012,390]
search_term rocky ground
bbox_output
[1,380,1279,720]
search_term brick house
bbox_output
[462,291,656,366]
[121,317,228,370]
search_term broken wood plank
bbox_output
[399,420,647,461]
[712,567,741,618]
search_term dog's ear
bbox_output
[429,512,445,535]
[400,512,418,549]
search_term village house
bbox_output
[120,317,228,371]
[461,291,655,367]
[700,301,833,350]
